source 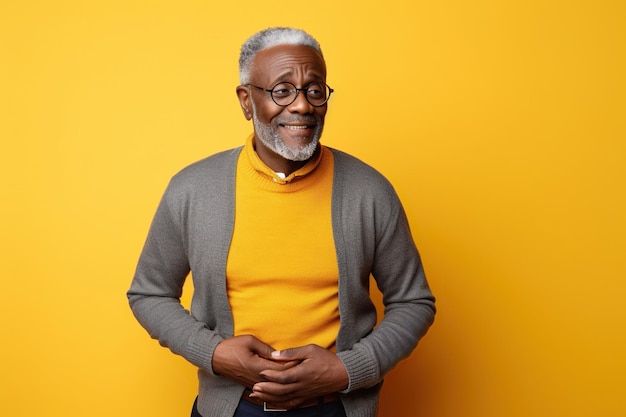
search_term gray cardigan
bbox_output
[128,146,435,417]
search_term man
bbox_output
[128,27,436,417]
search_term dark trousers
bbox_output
[191,396,347,417]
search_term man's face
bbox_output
[238,44,328,162]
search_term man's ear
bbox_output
[236,85,253,120]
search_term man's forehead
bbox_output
[251,44,326,79]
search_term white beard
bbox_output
[251,101,322,161]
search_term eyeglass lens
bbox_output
[271,82,331,106]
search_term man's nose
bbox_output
[287,90,315,114]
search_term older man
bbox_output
[128,27,435,417]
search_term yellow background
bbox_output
[1,1,625,416]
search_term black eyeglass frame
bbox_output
[247,82,334,107]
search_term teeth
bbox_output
[284,125,309,130]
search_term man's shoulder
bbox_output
[159,147,242,201]
[171,147,243,183]
[329,148,394,189]
[328,148,404,213]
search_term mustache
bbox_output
[275,115,320,125]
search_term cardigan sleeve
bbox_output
[332,150,436,392]
[127,184,224,375]
[127,149,239,375]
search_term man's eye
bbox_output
[271,83,294,98]
[307,88,323,98]
[273,88,291,96]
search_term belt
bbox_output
[241,388,340,411]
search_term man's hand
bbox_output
[248,344,349,409]
[212,335,297,388]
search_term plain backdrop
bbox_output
[1,1,625,416]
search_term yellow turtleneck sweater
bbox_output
[226,135,339,351]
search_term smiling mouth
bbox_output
[280,124,314,130]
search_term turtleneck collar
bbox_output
[244,134,324,185]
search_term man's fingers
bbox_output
[270,345,311,361]
[251,380,298,397]
[258,368,298,384]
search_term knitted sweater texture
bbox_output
[128,146,436,417]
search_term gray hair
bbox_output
[239,27,323,84]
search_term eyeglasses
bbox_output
[247,81,334,107]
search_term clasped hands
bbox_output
[212,334,349,410]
